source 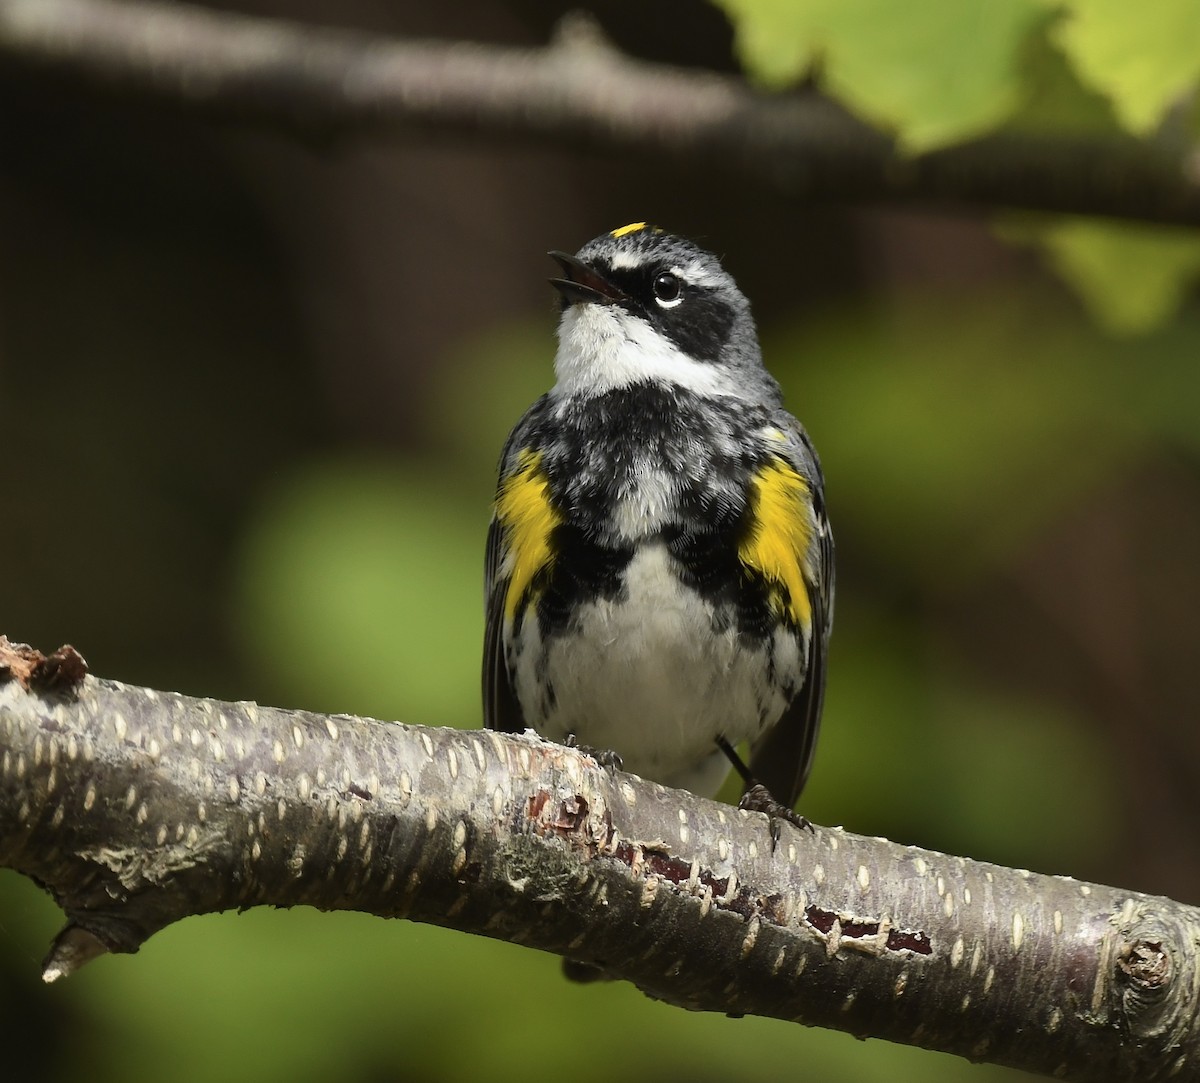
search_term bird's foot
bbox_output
[738,782,814,849]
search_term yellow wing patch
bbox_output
[611,222,648,238]
[495,449,560,619]
[739,458,814,629]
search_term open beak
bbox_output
[548,251,627,306]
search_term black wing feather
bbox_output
[482,516,526,733]
[482,399,553,735]
[748,447,835,809]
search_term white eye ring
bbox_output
[653,272,683,309]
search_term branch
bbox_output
[1,637,1198,1081]
[1,0,1199,225]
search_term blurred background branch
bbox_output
[1,0,1199,224]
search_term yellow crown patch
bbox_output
[610,222,648,238]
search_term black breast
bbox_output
[523,384,779,640]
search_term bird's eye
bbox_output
[652,273,683,307]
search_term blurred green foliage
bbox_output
[715,0,1200,335]
[235,461,486,727]
[1033,219,1200,334]
[5,2,1200,1081]
[782,290,1138,580]
[1050,0,1200,134]
[716,0,1200,147]
[718,0,1048,150]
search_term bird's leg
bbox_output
[715,735,813,848]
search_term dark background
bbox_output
[3,3,1198,1081]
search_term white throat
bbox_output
[553,304,741,397]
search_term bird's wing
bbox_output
[482,513,526,733]
[482,400,553,734]
[748,424,835,809]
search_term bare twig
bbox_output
[0,0,1198,225]
[2,643,1199,1081]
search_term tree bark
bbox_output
[0,0,1198,226]
[1,638,1198,1081]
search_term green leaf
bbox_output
[1053,0,1200,134]
[716,0,1047,150]
[1036,219,1200,335]
[1003,18,1120,135]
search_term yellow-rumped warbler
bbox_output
[483,223,833,833]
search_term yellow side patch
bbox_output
[496,449,560,619]
[611,222,648,238]
[739,458,814,628]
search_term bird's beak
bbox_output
[548,251,627,306]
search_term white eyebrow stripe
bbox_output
[608,250,644,271]
[590,252,729,287]
[674,260,725,288]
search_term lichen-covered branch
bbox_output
[0,0,1198,225]
[0,639,1197,1080]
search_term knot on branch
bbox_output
[1117,938,1172,995]
[1103,907,1200,1075]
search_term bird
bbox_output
[482,223,833,837]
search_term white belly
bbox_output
[509,543,800,795]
